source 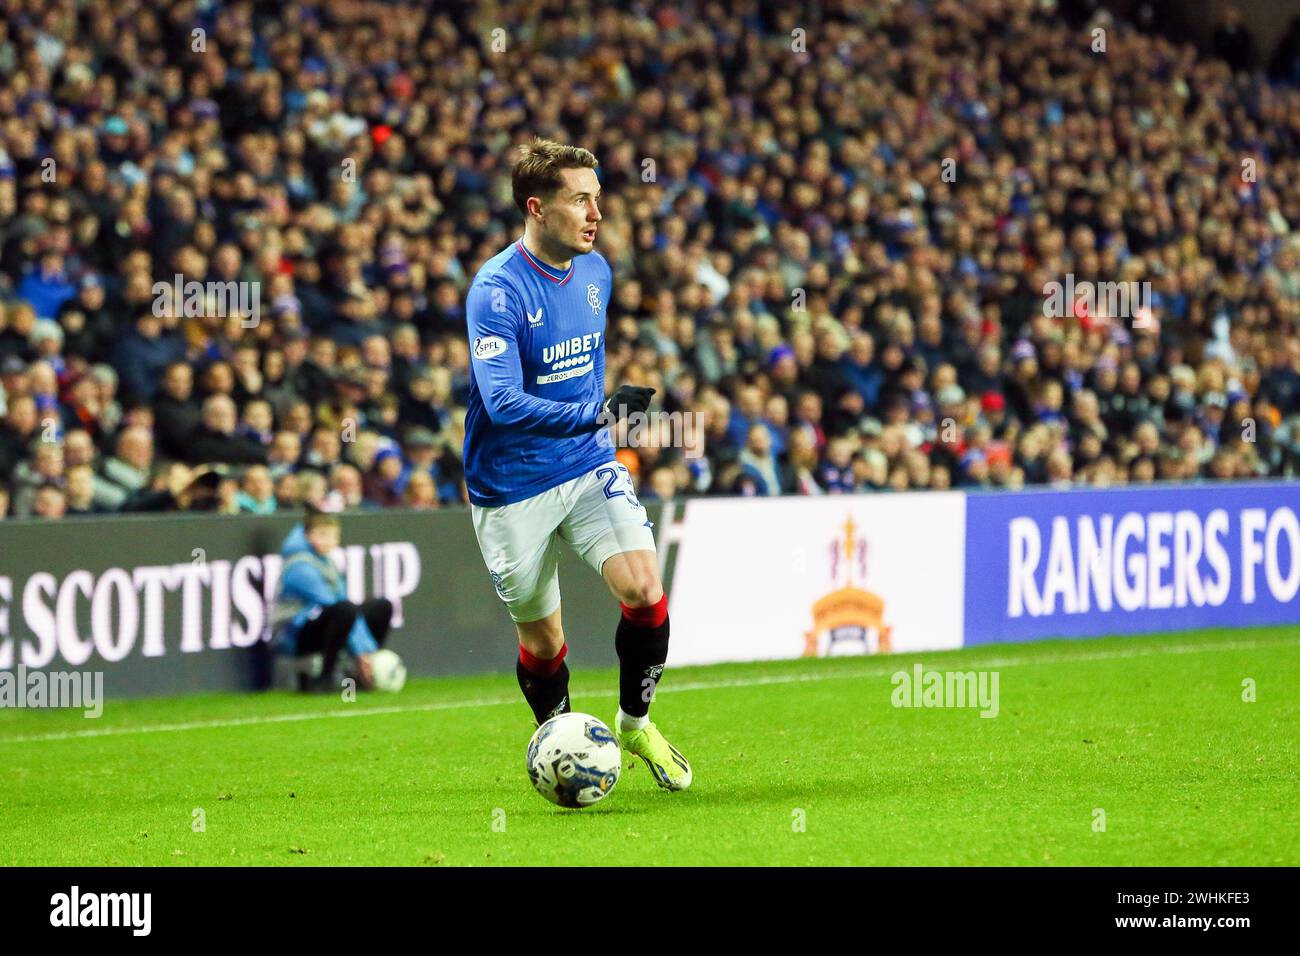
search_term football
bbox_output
[368,650,407,693]
[525,713,622,808]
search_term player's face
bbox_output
[541,167,602,256]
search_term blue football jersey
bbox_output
[462,239,615,506]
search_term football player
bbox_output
[462,139,691,791]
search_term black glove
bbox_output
[600,385,656,425]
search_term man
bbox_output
[32,483,67,520]
[100,426,154,506]
[270,510,394,692]
[463,139,690,791]
[0,393,39,478]
[11,440,64,517]
[153,362,201,459]
[236,464,277,513]
[111,311,185,404]
[188,395,268,465]
[62,463,102,516]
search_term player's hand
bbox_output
[601,385,656,425]
[354,653,376,690]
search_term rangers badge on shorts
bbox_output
[489,569,506,597]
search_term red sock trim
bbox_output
[620,594,668,629]
[519,642,566,677]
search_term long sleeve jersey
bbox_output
[462,239,615,506]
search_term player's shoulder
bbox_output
[577,250,613,294]
[585,248,614,279]
[471,241,527,284]
[468,242,526,300]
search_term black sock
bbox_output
[516,645,571,724]
[615,598,670,719]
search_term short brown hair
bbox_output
[304,510,340,533]
[511,138,598,215]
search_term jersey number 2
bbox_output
[597,465,640,507]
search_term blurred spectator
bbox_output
[100,426,154,508]
[0,0,1298,523]
[190,396,268,465]
[236,464,277,514]
[112,313,185,405]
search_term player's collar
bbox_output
[516,239,574,285]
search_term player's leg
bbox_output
[600,548,668,725]
[471,493,571,725]
[559,462,692,790]
[514,604,571,724]
[600,549,690,790]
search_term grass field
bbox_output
[1,626,1296,866]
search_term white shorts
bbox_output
[470,461,657,623]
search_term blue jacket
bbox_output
[111,329,186,402]
[18,269,76,320]
[271,524,378,657]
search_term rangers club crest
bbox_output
[587,283,602,313]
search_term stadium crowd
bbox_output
[2,0,1300,520]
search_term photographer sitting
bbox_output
[271,509,394,692]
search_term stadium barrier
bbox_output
[962,481,1300,644]
[662,481,1300,666]
[0,508,643,697]
[2,482,1296,696]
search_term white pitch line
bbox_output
[0,636,1292,745]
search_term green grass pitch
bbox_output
[1,626,1296,866]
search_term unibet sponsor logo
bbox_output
[538,333,601,384]
[474,335,508,359]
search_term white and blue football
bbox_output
[526,713,622,808]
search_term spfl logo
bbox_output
[803,516,892,657]
[474,335,508,360]
[586,283,602,313]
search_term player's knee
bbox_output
[517,617,564,658]
[616,575,663,609]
